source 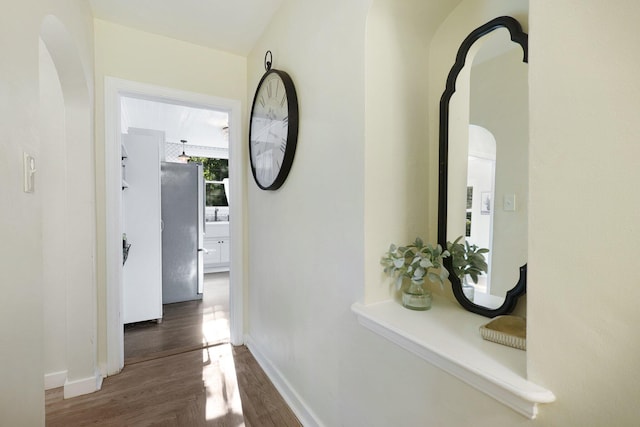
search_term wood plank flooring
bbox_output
[45,273,300,426]
[125,273,231,365]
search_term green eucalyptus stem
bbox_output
[381,237,450,290]
[446,236,489,284]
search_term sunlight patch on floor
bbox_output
[203,345,245,425]
[202,305,230,346]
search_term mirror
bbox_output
[438,16,528,317]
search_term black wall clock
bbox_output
[249,51,299,190]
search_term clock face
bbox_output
[249,69,298,190]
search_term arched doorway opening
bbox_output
[40,15,99,398]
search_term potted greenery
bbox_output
[446,236,489,302]
[381,237,450,311]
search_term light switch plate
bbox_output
[23,152,36,193]
[504,194,516,211]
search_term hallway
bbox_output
[45,274,300,426]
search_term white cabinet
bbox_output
[204,238,229,264]
[204,222,230,272]
[122,129,164,324]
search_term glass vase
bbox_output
[402,280,432,311]
[461,275,475,302]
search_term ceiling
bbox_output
[91,1,271,150]
[89,0,284,56]
[121,96,229,149]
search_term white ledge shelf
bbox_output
[351,296,555,419]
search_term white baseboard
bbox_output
[44,370,67,390]
[64,371,103,399]
[244,335,322,427]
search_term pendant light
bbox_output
[178,139,190,163]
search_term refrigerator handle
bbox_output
[160,219,164,231]
[202,175,206,232]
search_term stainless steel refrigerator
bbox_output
[161,162,204,304]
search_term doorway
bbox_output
[40,16,99,397]
[466,124,496,296]
[104,78,244,375]
[120,97,232,363]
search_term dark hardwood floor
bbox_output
[45,273,300,426]
[125,272,231,365]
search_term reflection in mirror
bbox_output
[465,125,497,307]
[438,17,528,317]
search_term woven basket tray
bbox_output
[479,315,526,350]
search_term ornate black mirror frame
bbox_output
[438,16,528,317]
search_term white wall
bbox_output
[246,0,531,426]
[0,5,46,419]
[42,13,98,399]
[39,38,68,384]
[528,1,640,425]
[246,1,370,423]
[364,0,462,303]
[0,0,95,424]
[93,19,248,371]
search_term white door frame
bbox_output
[104,77,244,375]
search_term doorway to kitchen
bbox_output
[104,78,244,375]
[119,96,232,364]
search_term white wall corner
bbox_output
[244,336,322,427]
[44,370,68,390]
[63,371,103,399]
